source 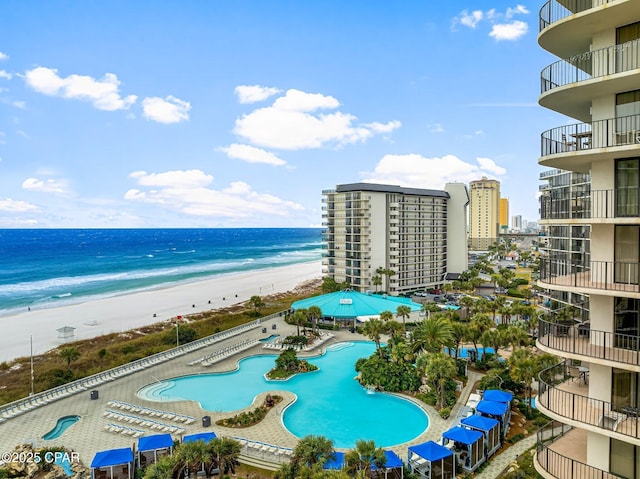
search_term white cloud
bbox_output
[361,153,507,188]
[0,70,11,80]
[459,10,483,28]
[234,88,400,150]
[506,5,529,18]
[235,85,281,104]
[24,66,137,111]
[0,198,38,212]
[489,21,528,41]
[141,95,191,124]
[0,52,7,61]
[218,144,286,166]
[22,177,69,194]
[125,169,303,218]
[428,123,445,133]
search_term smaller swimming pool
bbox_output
[55,456,74,476]
[43,415,80,440]
[445,347,495,359]
[259,334,280,343]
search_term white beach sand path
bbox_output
[0,260,321,363]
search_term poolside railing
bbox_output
[0,310,287,421]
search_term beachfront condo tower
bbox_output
[468,176,501,251]
[321,182,468,294]
[500,197,509,234]
[534,1,640,477]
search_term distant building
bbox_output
[499,198,509,233]
[468,177,500,251]
[321,182,468,294]
[511,215,522,232]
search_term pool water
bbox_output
[138,341,429,448]
[259,334,280,343]
[43,415,80,440]
[445,347,495,359]
[55,456,74,476]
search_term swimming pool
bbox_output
[138,341,429,448]
[259,334,280,343]
[43,415,80,440]
[445,347,496,359]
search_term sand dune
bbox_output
[0,261,321,363]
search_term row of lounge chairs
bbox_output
[262,333,335,352]
[189,338,259,367]
[107,400,195,424]
[103,410,187,434]
[0,383,89,420]
[104,422,146,437]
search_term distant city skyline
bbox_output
[0,1,556,228]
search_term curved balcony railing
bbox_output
[536,420,624,479]
[539,0,613,32]
[538,317,640,366]
[541,114,640,157]
[539,257,640,294]
[540,187,640,220]
[541,38,640,94]
[538,361,640,440]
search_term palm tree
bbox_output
[371,274,382,293]
[450,321,468,359]
[421,302,441,320]
[419,352,457,408]
[362,319,385,356]
[411,316,453,354]
[209,437,241,475]
[143,455,178,479]
[249,295,265,314]
[395,305,411,326]
[384,320,405,346]
[509,348,557,415]
[291,309,307,336]
[307,305,322,335]
[467,314,493,359]
[59,347,80,371]
[292,435,336,468]
[480,329,504,357]
[344,439,386,478]
[458,295,475,318]
[378,310,393,322]
[175,440,212,479]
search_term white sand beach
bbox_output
[0,260,321,363]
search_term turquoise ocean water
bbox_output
[0,228,322,316]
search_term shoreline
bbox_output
[0,260,322,363]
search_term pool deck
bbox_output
[0,317,481,469]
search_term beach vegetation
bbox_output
[267,348,317,379]
[58,347,80,371]
[344,439,386,477]
[320,276,349,293]
[162,325,197,345]
[417,352,457,409]
[249,295,266,315]
[215,394,282,428]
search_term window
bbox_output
[615,297,640,349]
[614,225,639,284]
[615,90,640,139]
[616,158,640,217]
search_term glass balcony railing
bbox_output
[541,114,640,157]
[535,420,623,479]
[538,361,640,440]
[539,257,640,294]
[541,39,640,94]
[539,187,640,220]
[537,317,640,366]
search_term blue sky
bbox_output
[0,1,562,228]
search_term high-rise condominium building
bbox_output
[321,182,468,294]
[499,197,509,233]
[468,177,500,251]
[535,3,640,478]
[511,215,523,232]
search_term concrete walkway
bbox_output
[476,435,537,479]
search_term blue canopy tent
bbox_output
[91,448,134,479]
[408,441,455,479]
[442,426,485,473]
[324,450,404,478]
[137,433,173,468]
[460,414,501,458]
[483,389,513,404]
[476,400,510,438]
[183,432,217,444]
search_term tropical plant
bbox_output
[175,440,212,479]
[379,310,393,322]
[209,437,241,475]
[344,440,386,478]
[411,316,453,354]
[395,305,411,326]
[291,309,308,336]
[306,305,322,335]
[362,319,385,356]
[509,348,557,415]
[421,302,441,320]
[467,314,493,359]
[249,295,265,314]
[58,347,80,371]
[143,455,178,479]
[384,320,405,346]
[480,329,505,356]
[371,274,382,293]
[419,352,457,408]
[292,435,336,468]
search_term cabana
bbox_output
[137,433,173,468]
[408,441,455,479]
[476,400,510,438]
[441,426,485,473]
[483,389,513,404]
[323,450,403,478]
[183,431,217,444]
[91,448,134,479]
[460,415,501,458]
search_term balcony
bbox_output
[540,187,640,222]
[540,39,640,121]
[538,362,640,441]
[534,421,623,479]
[537,317,640,368]
[539,257,640,295]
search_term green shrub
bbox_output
[508,433,525,444]
[439,407,451,419]
[507,288,525,298]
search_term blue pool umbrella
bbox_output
[183,432,217,443]
[442,426,483,445]
[408,440,453,462]
[460,414,499,431]
[138,433,173,452]
[91,448,134,479]
[371,450,404,470]
[476,400,508,417]
[483,389,513,403]
[323,452,345,470]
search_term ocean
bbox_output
[0,228,322,316]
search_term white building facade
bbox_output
[535,2,640,478]
[321,182,468,294]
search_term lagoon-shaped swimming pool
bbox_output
[43,415,80,440]
[138,341,429,448]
